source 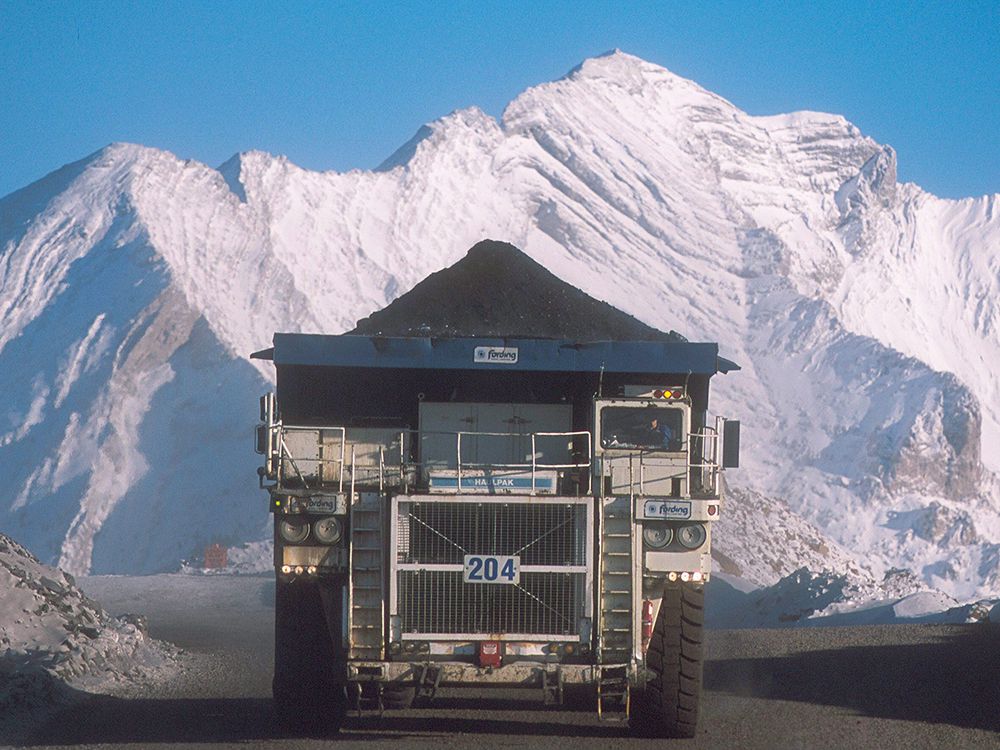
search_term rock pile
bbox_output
[0,532,178,731]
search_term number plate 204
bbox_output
[463,555,520,584]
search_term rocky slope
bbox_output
[0,532,179,736]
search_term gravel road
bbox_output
[11,575,1000,750]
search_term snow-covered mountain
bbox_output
[1,51,997,600]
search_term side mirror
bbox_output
[259,395,269,424]
[722,420,740,469]
[255,425,268,455]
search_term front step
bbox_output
[541,668,564,705]
[415,663,442,704]
[351,682,384,718]
[596,665,630,721]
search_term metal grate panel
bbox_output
[393,498,591,638]
[398,570,581,635]
[396,501,586,566]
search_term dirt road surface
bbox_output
[11,575,1000,750]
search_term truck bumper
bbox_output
[348,660,635,687]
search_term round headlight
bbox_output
[677,523,707,550]
[312,516,342,544]
[278,517,309,543]
[642,523,672,549]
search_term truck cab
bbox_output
[253,333,738,736]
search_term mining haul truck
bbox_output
[253,333,739,737]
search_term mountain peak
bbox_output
[377,107,500,172]
[502,50,736,139]
[564,48,667,80]
[99,141,149,158]
[89,142,174,174]
[217,153,249,202]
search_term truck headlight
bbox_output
[278,517,309,543]
[642,522,672,549]
[677,523,707,550]
[312,516,342,544]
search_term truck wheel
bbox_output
[273,576,348,735]
[273,675,347,734]
[634,581,704,738]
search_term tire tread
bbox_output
[632,582,704,738]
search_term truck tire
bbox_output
[273,674,347,734]
[634,581,704,738]
[273,576,348,735]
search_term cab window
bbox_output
[600,407,683,451]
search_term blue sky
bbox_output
[1,1,997,199]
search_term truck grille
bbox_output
[394,498,591,637]
[397,570,579,635]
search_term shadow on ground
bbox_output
[17,693,625,746]
[13,625,1000,746]
[706,625,1000,733]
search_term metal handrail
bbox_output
[597,426,724,498]
[271,423,594,494]
[273,417,722,497]
[272,423,347,492]
[688,426,721,496]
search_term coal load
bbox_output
[351,239,685,342]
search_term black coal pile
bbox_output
[351,240,684,341]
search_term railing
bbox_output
[453,429,593,495]
[597,421,724,499]
[262,420,592,496]
[259,397,721,498]
[688,422,722,497]
[277,424,347,491]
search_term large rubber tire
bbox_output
[273,674,347,734]
[273,577,348,735]
[634,581,704,738]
